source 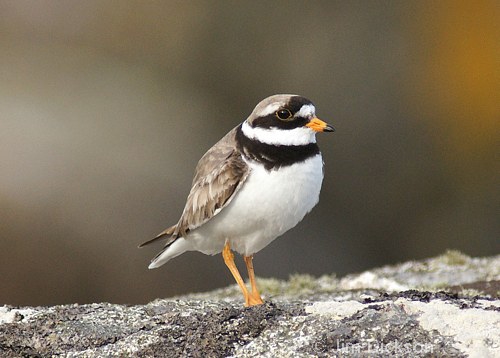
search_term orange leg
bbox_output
[222,242,251,306]
[243,255,264,306]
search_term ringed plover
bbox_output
[140,94,334,307]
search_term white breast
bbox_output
[187,154,324,256]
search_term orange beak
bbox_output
[306,117,335,132]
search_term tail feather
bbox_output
[138,225,176,248]
[140,224,190,269]
[148,237,191,269]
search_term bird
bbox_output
[140,94,334,307]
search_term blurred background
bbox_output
[1,1,498,306]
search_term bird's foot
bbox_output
[245,291,264,307]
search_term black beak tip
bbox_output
[325,124,335,132]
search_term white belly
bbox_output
[187,154,324,256]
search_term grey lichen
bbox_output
[1,251,498,357]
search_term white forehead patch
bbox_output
[295,104,316,118]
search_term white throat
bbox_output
[241,121,317,146]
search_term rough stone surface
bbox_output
[1,251,499,357]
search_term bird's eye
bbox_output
[276,109,292,121]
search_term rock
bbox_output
[1,251,499,357]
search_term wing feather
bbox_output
[139,125,248,247]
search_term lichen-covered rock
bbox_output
[1,251,498,357]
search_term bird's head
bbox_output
[243,94,334,146]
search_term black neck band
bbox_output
[236,125,320,170]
